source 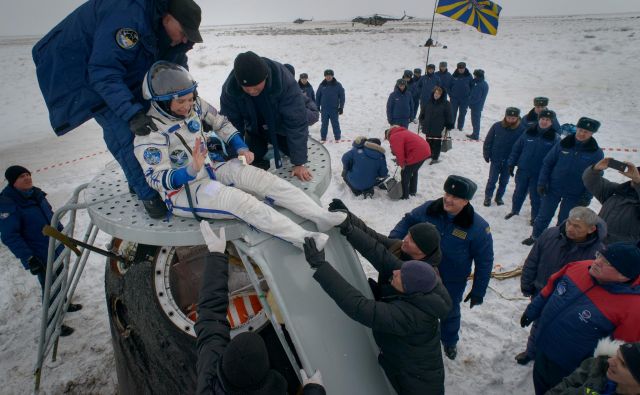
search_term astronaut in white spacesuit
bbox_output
[133,61,345,249]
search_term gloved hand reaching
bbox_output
[328,198,349,213]
[28,256,45,276]
[338,108,343,115]
[200,221,226,253]
[463,292,483,308]
[520,312,533,328]
[129,111,158,136]
[509,166,515,177]
[303,237,326,269]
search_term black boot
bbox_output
[522,236,536,246]
[67,303,83,313]
[142,195,168,219]
[60,325,74,337]
[495,197,504,206]
[483,198,491,207]
[504,212,517,220]
[515,351,532,365]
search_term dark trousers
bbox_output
[426,133,442,160]
[400,160,425,199]
[342,174,374,197]
[511,170,541,219]
[440,281,466,346]
[320,111,341,140]
[484,160,511,200]
[532,191,580,238]
[244,132,291,170]
[533,352,572,395]
[95,110,158,200]
[470,107,482,139]
[450,97,469,129]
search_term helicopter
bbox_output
[352,11,407,27]
[293,18,313,24]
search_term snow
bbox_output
[1,14,639,394]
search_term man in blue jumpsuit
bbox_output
[522,97,561,132]
[0,166,81,336]
[449,62,473,131]
[466,69,489,141]
[389,175,494,360]
[316,69,346,143]
[32,0,203,218]
[524,117,604,245]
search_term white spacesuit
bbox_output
[133,62,344,249]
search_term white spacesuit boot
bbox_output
[215,160,347,232]
[172,180,328,250]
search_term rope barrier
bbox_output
[33,150,110,174]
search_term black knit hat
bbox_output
[401,260,437,294]
[602,242,640,280]
[234,51,269,87]
[5,165,30,186]
[533,97,549,106]
[620,343,640,385]
[505,107,520,117]
[539,109,555,120]
[408,223,442,264]
[220,332,288,394]
[576,117,601,133]
[444,175,477,200]
[168,0,203,43]
[324,69,334,76]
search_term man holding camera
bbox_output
[583,158,640,244]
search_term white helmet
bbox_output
[142,61,198,102]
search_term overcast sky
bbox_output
[2,0,639,37]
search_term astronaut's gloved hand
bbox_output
[129,111,158,136]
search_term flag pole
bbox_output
[425,0,439,68]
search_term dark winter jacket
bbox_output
[448,69,473,102]
[303,94,320,126]
[421,92,453,136]
[220,58,309,167]
[0,186,62,270]
[525,261,640,374]
[312,239,451,394]
[342,138,388,192]
[508,125,560,174]
[483,119,526,162]
[547,341,621,395]
[32,0,192,135]
[522,108,562,132]
[386,86,414,125]
[299,80,316,103]
[520,219,607,296]
[389,199,494,299]
[316,78,345,115]
[538,134,605,198]
[195,252,326,395]
[468,77,489,110]
[583,165,640,244]
[417,73,442,107]
[434,70,452,96]
[388,126,431,167]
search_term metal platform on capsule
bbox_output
[84,138,332,246]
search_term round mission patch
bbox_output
[115,28,139,49]
[143,147,162,165]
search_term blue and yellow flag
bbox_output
[436,0,502,35]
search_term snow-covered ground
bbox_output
[1,13,639,394]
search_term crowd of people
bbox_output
[0,0,639,394]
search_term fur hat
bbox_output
[576,117,601,133]
[220,332,288,394]
[5,165,30,186]
[234,51,268,87]
[456,62,466,68]
[324,69,334,76]
[168,0,203,43]
[403,69,413,78]
[299,73,308,79]
[539,109,555,120]
[505,107,520,117]
[413,68,422,74]
[439,61,447,68]
[396,78,407,87]
[602,242,640,280]
[401,260,437,294]
[444,175,477,200]
[409,223,442,263]
[473,69,484,78]
[620,343,640,385]
[427,64,436,70]
[533,97,549,106]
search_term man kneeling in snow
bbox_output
[133,61,345,249]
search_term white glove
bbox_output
[199,221,226,253]
[300,369,323,386]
